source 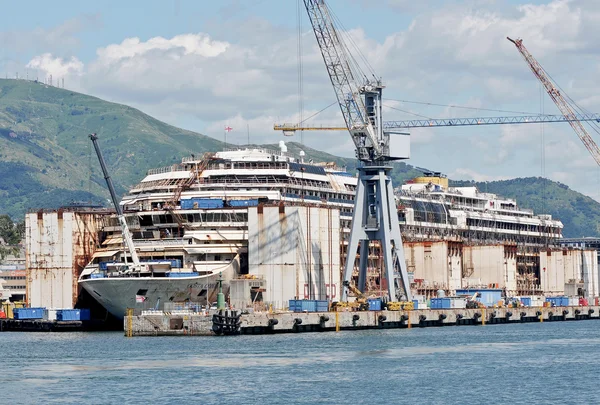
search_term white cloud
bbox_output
[449,168,511,182]
[16,0,600,204]
[26,53,84,79]
[96,34,229,63]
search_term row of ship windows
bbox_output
[466,218,560,233]
[1,276,26,280]
[5,285,25,289]
[231,162,288,170]
[135,174,356,195]
[105,212,250,228]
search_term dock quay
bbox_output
[125,306,600,337]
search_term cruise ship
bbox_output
[79,143,563,318]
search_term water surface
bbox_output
[2,321,598,404]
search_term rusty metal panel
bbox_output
[462,245,505,289]
[540,250,565,295]
[248,206,340,309]
[26,210,103,309]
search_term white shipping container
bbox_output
[530,296,545,307]
[568,297,579,307]
[450,297,466,309]
[46,309,57,321]
[413,294,426,303]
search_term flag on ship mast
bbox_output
[224,125,233,148]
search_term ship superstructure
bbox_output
[79,145,564,318]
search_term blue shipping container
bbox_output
[181,198,224,210]
[289,300,299,311]
[301,300,317,312]
[56,309,91,321]
[229,199,259,207]
[14,307,46,320]
[168,272,198,278]
[315,300,329,312]
[180,199,194,210]
[546,297,568,307]
[520,297,532,307]
[431,298,450,309]
[456,289,503,307]
[292,300,321,312]
[368,298,382,311]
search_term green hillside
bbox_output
[1,78,599,238]
[0,78,221,217]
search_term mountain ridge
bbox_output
[0,78,597,238]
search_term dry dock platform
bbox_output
[125,306,600,337]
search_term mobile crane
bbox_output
[89,133,144,273]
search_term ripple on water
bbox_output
[1,322,600,404]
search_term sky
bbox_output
[2,0,600,201]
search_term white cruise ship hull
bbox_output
[79,257,239,319]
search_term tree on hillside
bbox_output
[0,215,24,245]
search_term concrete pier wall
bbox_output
[127,306,600,337]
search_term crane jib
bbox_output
[508,37,600,166]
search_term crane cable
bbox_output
[328,5,376,82]
[297,0,305,144]
[298,101,338,125]
[382,104,433,120]
[383,98,557,116]
[543,66,600,136]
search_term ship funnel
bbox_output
[299,150,305,163]
[279,140,288,153]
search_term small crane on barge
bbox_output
[89,133,144,273]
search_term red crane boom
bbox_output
[508,37,600,166]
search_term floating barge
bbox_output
[0,319,98,332]
[125,306,600,337]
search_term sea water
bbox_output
[2,320,599,404]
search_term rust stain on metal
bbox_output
[71,213,103,307]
